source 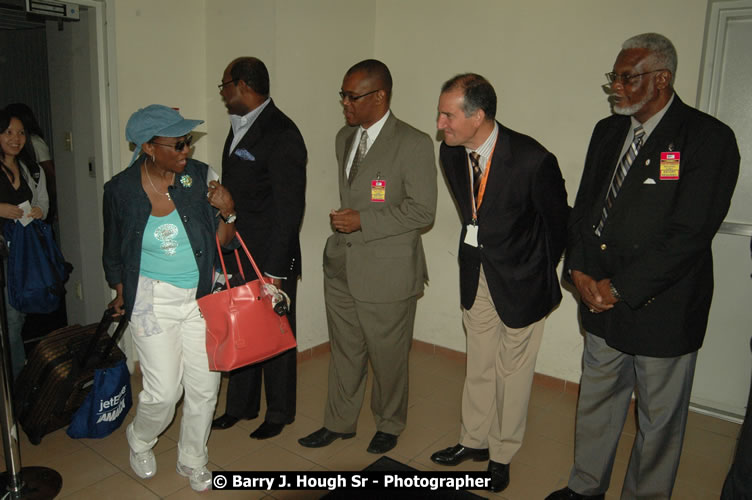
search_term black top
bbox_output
[221,99,307,280]
[0,164,32,232]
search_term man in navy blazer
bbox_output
[211,57,307,440]
[431,73,568,493]
[547,33,739,500]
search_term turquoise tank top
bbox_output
[140,209,199,289]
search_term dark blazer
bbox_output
[441,122,569,329]
[565,95,739,357]
[221,99,307,280]
[102,158,220,320]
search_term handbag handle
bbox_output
[214,232,268,290]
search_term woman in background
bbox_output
[0,108,49,379]
[3,103,55,202]
[5,103,65,339]
[102,105,236,492]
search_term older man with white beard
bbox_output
[546,33,739,500]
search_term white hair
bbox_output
[622,33,677,84]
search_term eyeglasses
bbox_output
[217,79,238,89]
[339,89,380,102]
[150,135,193,152]
[605,69,666,85]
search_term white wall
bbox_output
[106,0,711,383]
[113,0,208,168]
[372,0,710,382]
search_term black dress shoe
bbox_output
[298,427,355,448]
[211,414,240,430]
[431,444,490,466]
[545,487,605,500]
[250,421,285,439]
[487,460,510,493]
[367,431,398,454]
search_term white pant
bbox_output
[127,280,220,468]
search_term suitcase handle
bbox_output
[78,308,129,369]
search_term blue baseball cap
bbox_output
[125,104,203,166]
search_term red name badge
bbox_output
[660,152,680,180]
[371,179,386,202]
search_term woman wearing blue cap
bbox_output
[102,105,236,491]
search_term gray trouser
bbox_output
[568,333,697,500]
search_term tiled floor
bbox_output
[3,344,741,499]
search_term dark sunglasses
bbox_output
[150,135,193,152]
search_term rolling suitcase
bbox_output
[14,309,129,445]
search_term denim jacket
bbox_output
[102,157,220,319]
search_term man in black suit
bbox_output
[430,74,568,493]
[211,57,306,440]
[547,33,739,500]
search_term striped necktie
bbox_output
[348,130,368,186]
[595,125,645,236]
[469,152,482,200]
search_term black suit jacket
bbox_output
[441,122,569,329]
[221,100,307,280]
[565,95,739,357]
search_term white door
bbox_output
[692,0,752,418]
[45,1,117,326]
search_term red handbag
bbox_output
[198,232,296,371]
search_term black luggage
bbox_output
[14,309,129,445]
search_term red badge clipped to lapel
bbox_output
[660,152,680,180]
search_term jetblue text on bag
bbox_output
[67,359,132,439]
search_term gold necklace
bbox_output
[144,160,174,201]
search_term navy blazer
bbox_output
[441,122,569,329]
[221,100,307,280]
[565,95,740,357]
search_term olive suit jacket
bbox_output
[323,112,437,303]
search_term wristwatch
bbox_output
[220,212,237,224]
[609,282,621,300]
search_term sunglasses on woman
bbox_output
[150,135,193,152]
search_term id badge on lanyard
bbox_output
[464,144,496,247]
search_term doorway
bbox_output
[0,0,118,329]
[692,0,752,419]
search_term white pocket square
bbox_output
[643,178,656,184]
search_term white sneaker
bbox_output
[130,449,156,479]
[176,462,212,492]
